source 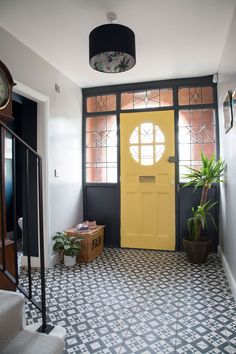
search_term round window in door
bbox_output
[129,122,165,166]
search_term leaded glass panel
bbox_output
[178,109,216,181]
[129,123,165,166]
[121,88,173,110]
[178,86,213,105]
[87,95,116,112]
[85,115,117,183]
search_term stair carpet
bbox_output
[0,290,64,354]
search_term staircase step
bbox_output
[0,290,25,349]
[2,329,64,354]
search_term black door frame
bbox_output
[82,75,219,250]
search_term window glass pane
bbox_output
[121,92,133,110]
[86,167,97,183]
[129,146,139,163]
[160,89,173,106]
[87,94,116,112]
[97,168,106,182]
[129,123,165,166]
[96,116,107,131]
[140,123,153,144]
[97,148,106,162]
[202,143,215,158]
[121,88,173,110]
[179,144,191,161]
[107,115,117,130]
[178,86,214,105]
[178,109,216,181]
[107,147,117,163]
[86,148,97,163]
[191,144,202,161]
[141,145,154,166]
[107,168,117,183]
[86,117,96,131]
[202,87,214,104]
[179,126,190,143]
[85,115,117,183]
[106,131,117,146]
[155,145,165,162]
[130,127,139,144]
[86,132,97,147]
[155,126,165,143]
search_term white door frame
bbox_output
[13,81,51,267]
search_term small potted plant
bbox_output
[52,232,82,266]
[183,152,224,264]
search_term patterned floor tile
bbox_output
[175,340,232,354]
[17,249,236,354]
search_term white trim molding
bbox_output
[13,82,52,268]
[21,256,40,268]
[218,246,236,301]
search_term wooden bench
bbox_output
[64,225,105,263]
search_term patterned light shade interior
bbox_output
[90,51,135,73]
[89,24,136,73]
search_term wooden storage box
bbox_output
[64,225,105,263]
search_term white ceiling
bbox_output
[0,0,235,88]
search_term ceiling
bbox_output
[0,0,235,88]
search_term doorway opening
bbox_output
[5,93,38,258]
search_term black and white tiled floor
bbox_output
[21,249,236,353]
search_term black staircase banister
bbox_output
[0,120,42,159]
[0,121,51,334]
[12,137,19,286]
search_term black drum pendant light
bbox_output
[89,13,136,73]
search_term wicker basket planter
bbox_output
[183,238,212,264]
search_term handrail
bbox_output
[0,120,41,159]
[0,120,50,333]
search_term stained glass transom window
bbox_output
[179,109,216,180]
[121,89,173,110]
[86,115,117,182]
[178,86,213,106]
[87,95,116,112]
[129,123,165,166]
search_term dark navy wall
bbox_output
[84,186,120,247]
[7,94,38,257]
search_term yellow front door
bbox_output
[120,110,175,250]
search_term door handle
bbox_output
[168,156,177,163]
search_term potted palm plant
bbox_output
[52,232,82,266]
[183,152,224,264]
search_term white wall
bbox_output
[0,27,83,267]
[218,7,236,298]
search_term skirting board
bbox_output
[21,256,40,268]
[21,253,60,268]
[218,246,236,301]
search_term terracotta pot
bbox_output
[183,238,212,264]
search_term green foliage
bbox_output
[187,200,217,241]
[183,152,224,191]
[183,152,224,242]
[52,232,81,257]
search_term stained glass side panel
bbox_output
[85,115,117,183]
[178,86,213,106]
[87,95,116,112]
[178,109,216,181]
[121,88,173,110]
